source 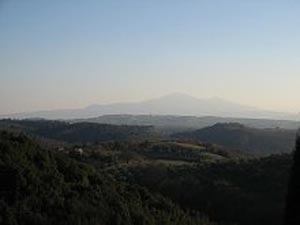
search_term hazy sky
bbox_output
[1,0,300,115]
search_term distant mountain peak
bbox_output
[156,93,236,105]
[207,96,228,102]
[2,92,299,120]
[151,92,199,101]
[162,92,195,98]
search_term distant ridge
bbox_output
[72,114,300,130]
[1,93,299,120]
[172,123,297,156]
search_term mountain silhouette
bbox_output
[2,93,298,120]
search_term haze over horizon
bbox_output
[1,92,299,121]
[1,92,296,115]
[1,0,300,115]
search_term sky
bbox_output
[0,0,300,115]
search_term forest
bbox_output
[0,119,298,225]
[0,131,213,225]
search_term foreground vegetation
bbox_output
[71,139,291,225]
[0,119,297,225]
[124,154,291,225]
[285,134,300,225]
[0,131,213,225]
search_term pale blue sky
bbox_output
[0,0,300,114]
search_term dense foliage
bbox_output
[285,134,300,225]
[74,137,292,225]
[0,119,155,144]
[0,119,296,225]
[132,140,248,161]
[173,123,296,156]
[0,131,213,225]
[124,154,292,225]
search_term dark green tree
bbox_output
[285,132,300,225]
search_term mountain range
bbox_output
[2,93,299,121]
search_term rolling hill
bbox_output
[0,119,155,145]
[72,114,300,131]
[173,123,297,156]
[0,131,214,225]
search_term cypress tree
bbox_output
[285,132,300,225]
